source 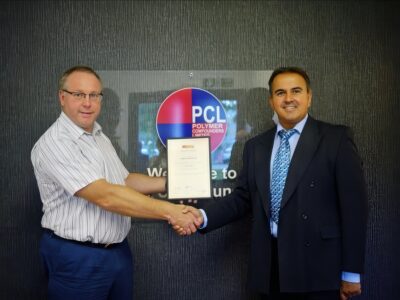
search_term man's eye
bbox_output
[276,92,285,97]
[74,93,84,98]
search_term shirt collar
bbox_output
[276,114,308,135]
[59,112,102,139]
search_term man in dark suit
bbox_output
[182,67,368,300]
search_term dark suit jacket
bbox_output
[201,116,368,294]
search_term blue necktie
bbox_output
[270,129,297,223]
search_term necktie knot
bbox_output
[278,129,297,141]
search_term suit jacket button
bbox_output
[302,214,308,220]
[305,242,311,247]
[310,181,315,188]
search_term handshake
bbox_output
[167,204,204,236]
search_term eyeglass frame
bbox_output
[62,89,103,102]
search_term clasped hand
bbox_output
[167,204,203,236]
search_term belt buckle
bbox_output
[104,243,112,248]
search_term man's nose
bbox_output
[81,95,91,105]
[284,92,293,101]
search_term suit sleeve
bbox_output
[336,127,368,273]
[200,141,253,232]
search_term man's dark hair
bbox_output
[268,67,311,95]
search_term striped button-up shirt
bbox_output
[31,112,130,243]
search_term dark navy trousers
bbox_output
[40,231,133,300]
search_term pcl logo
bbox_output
[156,88,227,152]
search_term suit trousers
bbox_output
[260,237,340,300]
[40,231,133,300]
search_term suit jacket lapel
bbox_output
[281,117,321,209]
[254,129,275,216]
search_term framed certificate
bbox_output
[166,137,212,200]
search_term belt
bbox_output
[43,228,120,249]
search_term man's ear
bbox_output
[59,90,65,107]
[307,89,312,108]
[268,96,274,110]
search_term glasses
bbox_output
[62,89,103,102]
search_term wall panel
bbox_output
[0,1,399,299]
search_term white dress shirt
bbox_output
[31,112,130,244]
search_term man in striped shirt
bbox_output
[31,65,201,300]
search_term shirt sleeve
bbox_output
[342,271,361,283]
[198,209,208,229]
[33,137,105,196]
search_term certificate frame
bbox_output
[166,137,212,200]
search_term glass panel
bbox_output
[98,71,273,200]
